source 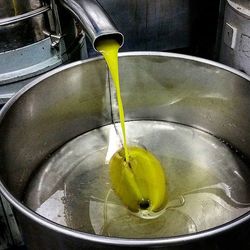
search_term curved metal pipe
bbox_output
[59,0,124,51]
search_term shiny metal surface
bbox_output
[0,0,43,18]
[60,0,124,50]
[0,14,49,52]
[228,0,250,11]
[0,6,50,26]
[0,0,122,86]
[24,121,250,237]
[0,52,250,249]
[0,0,49,51]
[0,0,88,84]
[219,0,250,75]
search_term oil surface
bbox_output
[96,39,167,215]
[24,121,250,238]
[109,146,167,218]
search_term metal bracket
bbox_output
[43,31,63,49]
[224,23,237,49]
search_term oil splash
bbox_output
[109,146,167,218]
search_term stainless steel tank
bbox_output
[219,0,250,75]
[0,52,250,249]
[0,0,88,86]
[0,0,49,51]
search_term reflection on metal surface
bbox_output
[0,0,50,51]
[220,0,250,75]
[0,6,50,26]
[0,53,250,248]
[0,0,88,89]
[227,0,250,16]
[0,14,49,52]
[24,121,250,237]
[59,0,124,50]
[0,0,44,18]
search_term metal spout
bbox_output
[59,0,124,51]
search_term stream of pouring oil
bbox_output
[96,39,168,218]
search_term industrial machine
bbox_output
[0,0,88,106]
[219,0,250,75]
